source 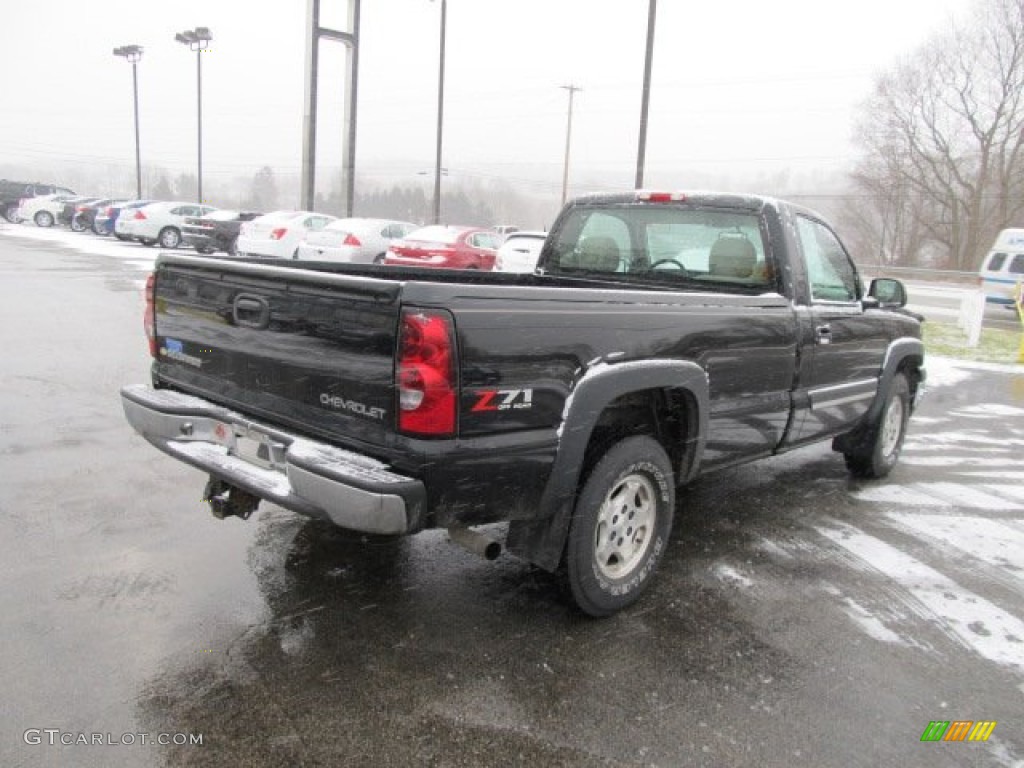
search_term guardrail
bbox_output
[858,264,978,286]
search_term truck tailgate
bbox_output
[151,254,402,448]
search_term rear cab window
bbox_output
[545,203,775,292]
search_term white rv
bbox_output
[979,229,1024,305]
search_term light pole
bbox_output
[635,0,657,189]
[560,84,581,206]
[431,0,447,224]
[174,27,212,204]
[113,45,144,200]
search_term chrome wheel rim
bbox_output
[880,396,904,457]
[593,473,657,580]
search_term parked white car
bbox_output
[493,231,548,273]
[17,193,81,228]
[237,210,337,259]
[115,201,217,248]
[295,217,417,263]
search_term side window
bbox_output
[470,232,500,250]
[796,216,859,302]
[1010,254,1024,275]
[986,252,1008,271]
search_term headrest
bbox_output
[709,236,756,277]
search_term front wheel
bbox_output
[843,373,910,479]
[34,211,54,228]
[565,436,675,617]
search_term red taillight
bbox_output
[134,210,147,220]
[144,273,157,358]
[105,206,114,216]
[76,204,88,212]
[343,233,362,247]
[270,227,287,240]
[397,310,457,436]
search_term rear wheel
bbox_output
[70,215,86,233]
[227,237,239,256]
[158,227,181,248]
[565,436,675,617]
[3,205,21,223]
[843,373,910,479]
[34,211,54,228]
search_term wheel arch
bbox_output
[833,336,924,456]
[506,359,708,572]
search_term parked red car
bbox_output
[383,225,502,270]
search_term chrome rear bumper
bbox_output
[120,384,424,534]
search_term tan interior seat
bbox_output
[708,236,756,278]
[576,236,621,272]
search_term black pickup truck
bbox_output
[121,190,925,616]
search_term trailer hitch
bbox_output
[202,477,260,521]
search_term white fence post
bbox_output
[957,290,986,348]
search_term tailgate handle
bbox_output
[233,294,270,329]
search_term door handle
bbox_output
[816,325,832,345]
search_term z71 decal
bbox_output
[471,389,534,412]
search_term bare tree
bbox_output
[851,0,1024,270]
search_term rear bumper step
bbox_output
[120,384,424,534]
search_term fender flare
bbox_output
[869,337,925,421]
[507,359,709,572]
[834,337,925,455]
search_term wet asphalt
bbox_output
[1,232,1022,768]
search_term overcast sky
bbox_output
[0,0,975,198]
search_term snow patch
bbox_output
[888,512,1024,588]
[818,522,1024,672]
[712,563,754,588]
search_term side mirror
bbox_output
[867,277,907,308]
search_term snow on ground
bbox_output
[0,218,159,280]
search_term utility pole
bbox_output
[432,0,447,225]
[635,0,657,189]
[560,84,581,206]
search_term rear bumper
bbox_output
[182,232,217,250]
[120,384,425,534]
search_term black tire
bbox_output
[565,435,675,617]
[34,211,54,228]
[196,246,215,255]
[227,237,239,256]
[843,373,910,479]
[2,205,21,223]
[70,215,86,233]
[158,227,181,249]
[114,233,131,242]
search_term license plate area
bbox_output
[229,426,285,470]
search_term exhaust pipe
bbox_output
[203,477,260,520]
[447,526,502,561]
